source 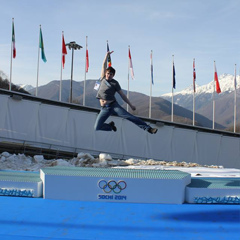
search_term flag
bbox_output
[12,19,16,58]
[39,27,47,62]
[62,33,67,69]
[107,42,112,67]
[234,64,237,90]
[193,58,196,92]
[129,48,134,80]
[150,51,153,84]
[214,62,221,94]
[86,48,89,72]
[173,61,176,89]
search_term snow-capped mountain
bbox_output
[17,84,34,92]
[162,74,239,97]
[161,74,240,128]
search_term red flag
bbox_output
[193,58,196,92]
[62,33,67,69]
[214,62,221,94]
[129,48,134,80]
[12,19,16,58]
[86,49,89,72]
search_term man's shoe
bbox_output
[147,127,158,134]
[109,121,117,132]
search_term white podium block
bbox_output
[40,166,191,204]
[186,178,240,204]
[0,171,43,198]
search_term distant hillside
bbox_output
[28,79,224,130]
[162,74,240,129]
[0,76,30,94]
[197,89,240,128]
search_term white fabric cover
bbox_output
[0,94,239,168]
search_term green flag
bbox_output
[39,27,47,62]
[12,19,16,58]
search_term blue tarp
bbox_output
[0,196,239,240]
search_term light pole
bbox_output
[65,41,82,103]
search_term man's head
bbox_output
[105,67,116,80]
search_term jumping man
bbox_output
[94,52,158,134]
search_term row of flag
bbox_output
[8,18,238,132]
[150,52,229,94]
[10,18,227,94]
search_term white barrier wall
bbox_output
[0,94,239,168]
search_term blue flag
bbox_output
[39,27,47,62]
[173,62,176,89]
[150,51,154,85]
[107,42,111,67]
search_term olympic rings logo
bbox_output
[98,180,127,194]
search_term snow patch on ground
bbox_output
[0,151,239,178]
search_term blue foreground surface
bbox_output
[0,196,239,240]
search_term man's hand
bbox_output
[131,105,136,111]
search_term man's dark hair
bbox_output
[106,66,116,76]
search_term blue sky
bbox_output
[0,0,239,96]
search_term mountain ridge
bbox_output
[26,79,224,130]
[161,74,240,129]
[162,74,240,97]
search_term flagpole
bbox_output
[36,25,41,96]
[171,55,174,122]
[149,79,152,118]
[213,87,215,130]
[193,91,195,126]
[193,97,195,126]
[149,50,153,118]
[83,36,88,106]
[59,31,64,101]
[213,61,216,130]
[193,58,195,126]
[233,64,237,133]
[9,18,14,91]
[127,45,130,112]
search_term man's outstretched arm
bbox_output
[118,90,136,111]
[101,52,110,79]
